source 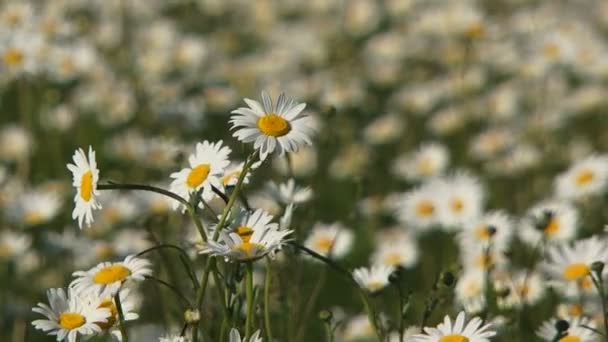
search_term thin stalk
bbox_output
[264,259,274,342]
[245,262,255,340]
[360,292,383,342]
[136,244,199,290]
[324,321,334,342]
[145,276,193,307]
[114,291,129,342]
[591,274,608,341]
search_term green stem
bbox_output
[324,321,334,342]
[360,292,383,342]
[591,274,608,341]
[114,291,129,342]
[264,259,274,342]
[245,262,255,340]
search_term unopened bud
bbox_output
[554,319,570,333]
[184,309,200,324]
[441,271,456,287]
[318,310,332,323]
[592,261,605,276]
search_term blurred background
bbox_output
[2,0,608,341]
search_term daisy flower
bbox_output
[543,236,608,298]
[95,287,140,332]
[413,311,496,342]
[229,328,263,342]
[396,183,441,231]
[455,270,487,314]
[555,155,608,200]
[169,140,231,211]
[15,189,62,226]
[230,91,314,160]
[0,230,31,260]
[221,161,254,187]
[201,209,292,262]
[372,230,419,268]
[392,142,449,181]
[32,288,110,342]
[304,222,354,259]
[437,172,484,229]
[353,264,395,293]
[536,316,597,342]
[497,271,546,309]
[67,146,101,228]
[70,255,152,296]
[459,211,513,252]
[265,178,313,205]
[519,200,579,245]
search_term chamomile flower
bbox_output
[353,264,395,293]
[396,182,441,231]
[459,211,513,251]
[221,161,254,187]
[169,140,231,211]
[16,189,62,226]
[499,271,547,308]
[0,229,31,259]
[67,146,101,229]
[519,200,579,245]
[229,328,263,342]
[372,230,419,268]
[392,142,449,181]
[437,172,484,229]
[536,316,597,342]
[32,288,110,342]
[70,255,152,296]
[455,270,487,314]
[414,311,496,342]
[201,209,292,262]
[555,155,608,200]
[265,178,312,205]
[95,287,140,332]
[543,236,608,298]
[304,222,354,259]
[230,91,314,160]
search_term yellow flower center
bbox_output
[563,263,589,281]
[474,225,490,240]
[236,226,254,243]
[3,48,24,67]
[0,244,13,258]
[234,242,263,257]
[96,299,118,330]
[416,158,434,175]
[186,164,211,189]
[93,264,131,284]
[222,170,241,185]
[544,218,560,236]
[450,198,464,213]
[560,336,581,342]
[467,23,485,39]
[25,210,44,225]
[575,169,595,186]
[257,114,291,137]
[315,237,334,253]
[544,43,560,59]
[384,252,402,266]
[80,170,94,202]
[439,335,470,342]
[415,201,435,217]
[58,312,86,330]
[475,254,494,269]
[367,281,385,292]
[568,304,584,317]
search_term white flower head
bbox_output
[555,155,608,200]
[413,311,496,342]
[353,264,395,293]
[265,178,313,205]
[169,140,231,211]
[536,316,597,342]
[201,209,292,262]
[67,146,101,229]
[230,91,315,160]
[519,200,579,245]
[229,328,262,342]
[70,255,152,296]
[304,222,354,259]
[32,288,110,342]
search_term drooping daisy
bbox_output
[221,161,256,187]
[543,236,608,298]
[536,316,597,342]
[201,209,292,262]
[95,287,140,332]
[304,222,354,259]
[372,230,419,268]
[169,140,231,211]
[413,311,496,342]
[555,155,608,200]
[70,255,152,296]
[230,91,314,160]
[498,271,546,309]
[67,146,101,228]
[229,328,263,342]
[519,200,579,245]
[265,178,313,205]
[460,239,507,272]
[32,288,110,342]
[353,264,395,293]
